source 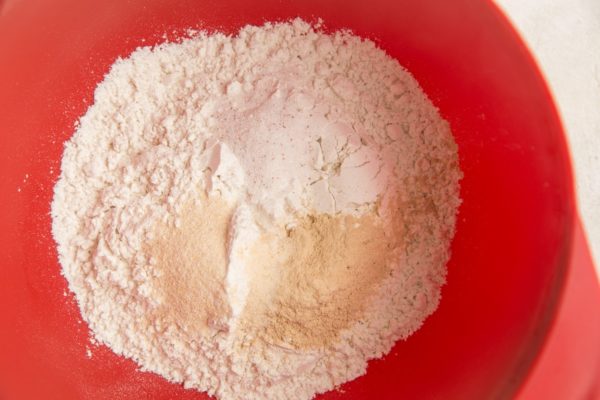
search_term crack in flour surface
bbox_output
[52,19,462,400]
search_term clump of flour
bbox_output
[52,19,461,400]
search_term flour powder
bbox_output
[52,19,462,400]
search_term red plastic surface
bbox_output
[0,0,590,399]
[516,217,600,399]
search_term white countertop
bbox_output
[496,0,600,275]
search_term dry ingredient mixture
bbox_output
[52,19,461,400]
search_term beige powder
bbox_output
[146,194,234,335]
[147,194,401,349]
[238,212,402,350]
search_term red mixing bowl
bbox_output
[0,0,598,399]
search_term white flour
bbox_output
[52,19,461,400]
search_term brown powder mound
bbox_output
[239,212,401,350]
[147,195,234,335]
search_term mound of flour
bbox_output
[52,19,461,400]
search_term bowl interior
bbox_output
[0,0,574,399]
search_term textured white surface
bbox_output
[495,0,600,274]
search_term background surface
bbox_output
[496,0,600,275]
